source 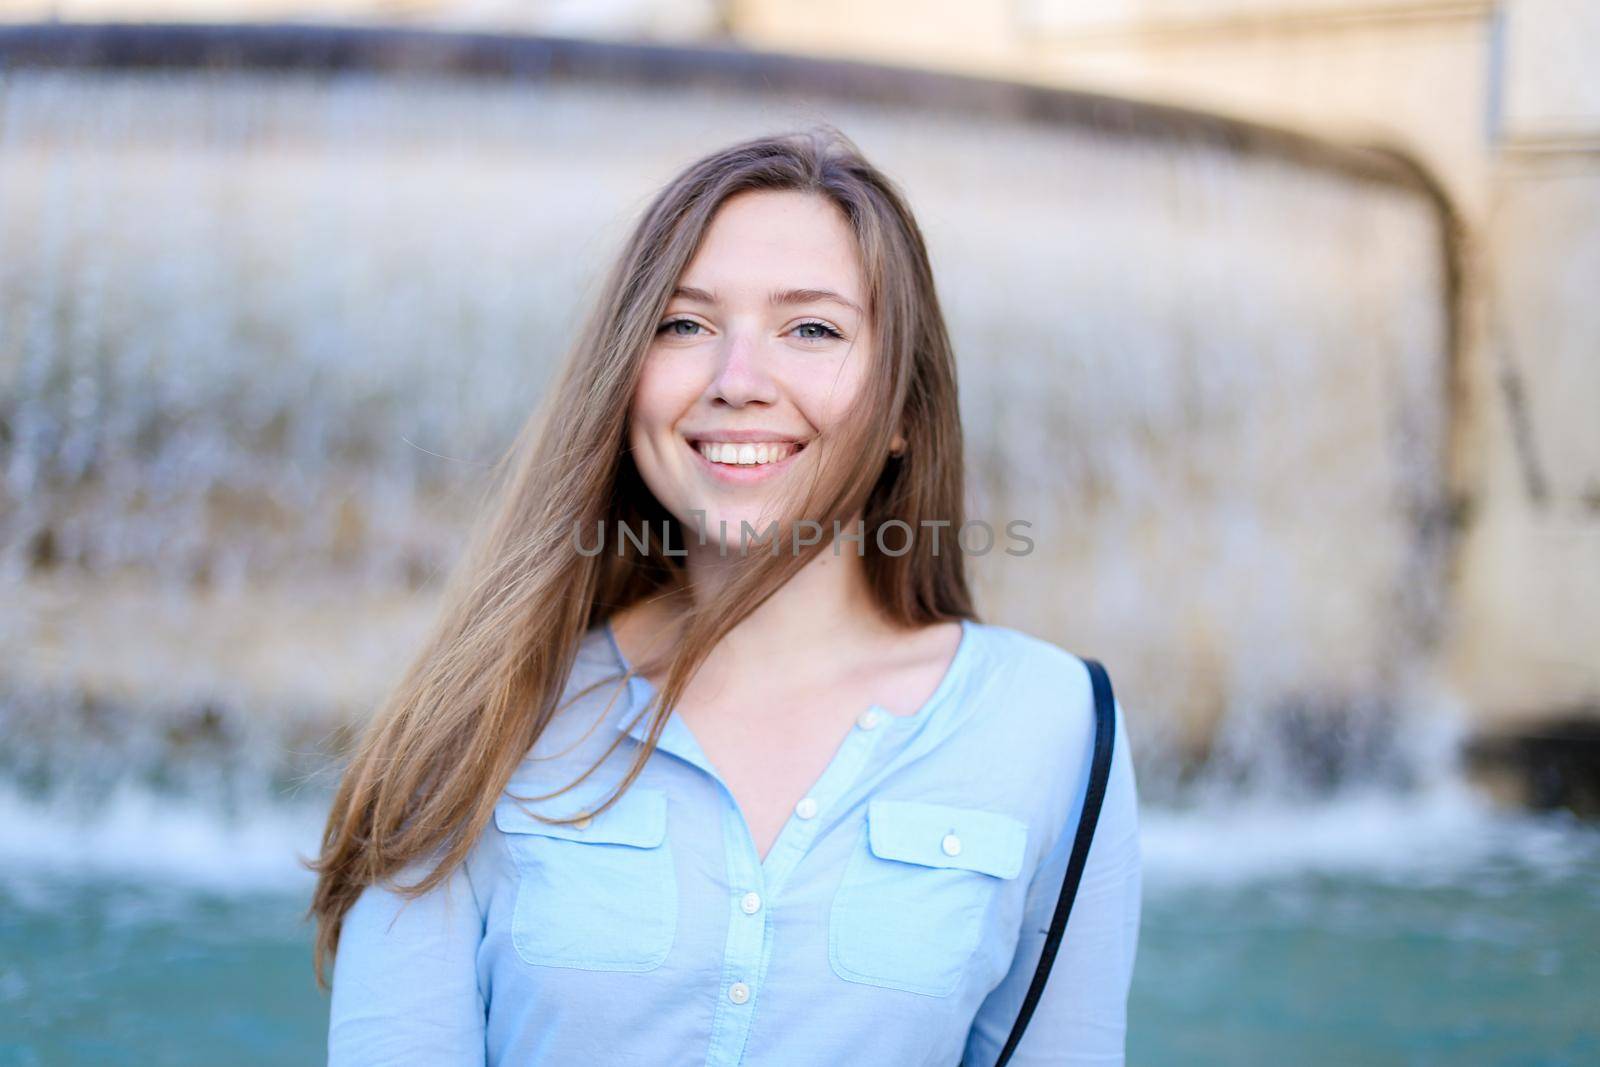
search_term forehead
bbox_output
[682,189,865,301]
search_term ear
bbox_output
[888,432,907,457]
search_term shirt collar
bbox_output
[602,620,716,772]
[598,616,984,772]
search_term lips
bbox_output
[690,439,805,466]
[684,436,807,483]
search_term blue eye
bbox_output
[794,320,844,342]
[657,318,703,337]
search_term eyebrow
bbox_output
[671,285,864,317]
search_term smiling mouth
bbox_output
[687,439,809,467]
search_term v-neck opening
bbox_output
[599,615,980,885]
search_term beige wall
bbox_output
[733,0,1600,730]
[735,1,1496,211]
[1451,1,1600,724]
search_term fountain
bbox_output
[0,20,1463,786]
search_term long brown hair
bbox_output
[306,124,976,987]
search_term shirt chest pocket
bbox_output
[494,786,677,972]
[830,799,1028,998]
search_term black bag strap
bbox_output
[985,658,1118,1067]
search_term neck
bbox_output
[620,517,895,692]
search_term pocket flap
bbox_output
[866,799,1027,879]
[495,786,668,848]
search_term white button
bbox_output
[573,815,592,830]
[740,891,762,915]
[728,981,751,1004]
[856,709,882,731]
[794,797,819,820]
[941,833,962,856]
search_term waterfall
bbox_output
[0,34,1467,886]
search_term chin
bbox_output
[682,506,783,550]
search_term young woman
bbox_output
[311,126,1142,1066]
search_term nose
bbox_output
[706,330,779,408]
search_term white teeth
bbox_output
[696,441,797,466]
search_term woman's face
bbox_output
[628,189,875,552]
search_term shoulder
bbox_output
[970,619,1086,669]
[967,620,1098,715]
[960,620,1112,774]
[964,623,1138,869]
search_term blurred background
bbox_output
[1,1,1596,1064]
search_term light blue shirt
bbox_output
[328,617,1142,1066]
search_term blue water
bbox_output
[1,880,322,1066]
[3,791,1598,1065]
[1133,869,1600,1065]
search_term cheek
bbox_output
[792,349,872,432]
[630,353,697,447]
